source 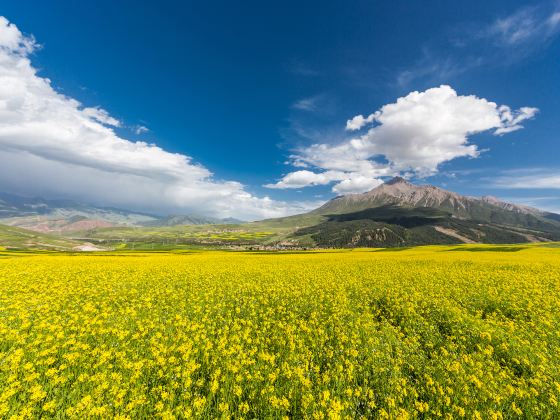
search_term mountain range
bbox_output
[257,177,560,247]
[1,178,559,249]
[0,192,240,233]
[313,177,554,219]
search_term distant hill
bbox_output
[0,223,84,250]
[139,215,243,227]
[0,192,240,233]
[260,177,560,247]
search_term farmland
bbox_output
[70,225,284,249]
[0,244,559,418]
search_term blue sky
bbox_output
[0,0,559,219]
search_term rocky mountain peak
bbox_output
[481,195,500,204]
[385,176,410,186]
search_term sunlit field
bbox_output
[1,245,559,419]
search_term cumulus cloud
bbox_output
[267,85,537,194]
[0,16,37,54]
[0,16,316,220]
[82,107,122,127]
[264,170,344,189]
[332,176,383,194]
[346,112,377,131]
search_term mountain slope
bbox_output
[0,192,240,233]
[316,177,536,216]
[311,177,559,229]
[294,206,560,248]
[0,192,158,232]
[283,177,560,247]
[0,223,84,250]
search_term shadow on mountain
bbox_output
[544,212,560,223]
[293,205,560,248]
[325,206,450,228]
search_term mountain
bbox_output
[0,192,240,233]
[315,177,545,217]
[0,192,159,233]
[139,215,243,227]
[268,177,560,247]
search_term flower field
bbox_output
[0,245,559,419]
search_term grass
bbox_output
[0,224,80,250]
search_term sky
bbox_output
[0,0,559,219]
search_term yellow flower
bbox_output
[42,400,56,412]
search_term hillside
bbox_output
[314,177,558,223]
[0,223,84,250]
[294,206,560,248]
[0,192,240,233]
[260,177,560,247]
[139,215,243,227]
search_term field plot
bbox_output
[0,245,559,418]
[74,225,280,249]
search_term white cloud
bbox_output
[332,176,383,194]
[493,169,560,189]
[82,107,122,127]
[265,168,385,195]
[0,16,36,55]
[0,16,316,220]
[549,12,560,28]
[487,6,560,46]
[397,5,560,87]
[495,105,539,135]
[267,85,537,194]
[134,125,149,134]
[292,97,318,111]
[345,112,377,131]
[490,9,539,44]
[265,170,344,189]
[396,53,466,89]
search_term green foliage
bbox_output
[294,206,560,248]
[0,224,80,250]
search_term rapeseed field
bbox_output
[0,245,559,419]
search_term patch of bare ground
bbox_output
[434,226,478,244]
[72,243,107,252]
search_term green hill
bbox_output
[260,177,560,247]
[0,223,81,250]
[293,206,560,248]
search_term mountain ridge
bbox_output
[263,177,560,247]
[313,177,548,218]
[2,179,559,248]
[0,192,241,233]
